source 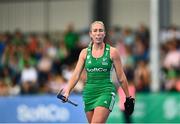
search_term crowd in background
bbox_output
[0,23,180,96]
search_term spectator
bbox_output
[0,79,9,96]
[20,60,38,94]
[63,23,81,64]
[37,53,52,92]
[48,74,67,94]
[163,40,180,70]
[134,60,150,92]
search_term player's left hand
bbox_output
[124,96,135,115]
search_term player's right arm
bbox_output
[63,48,87,100]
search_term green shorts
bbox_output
[83,92,116,112]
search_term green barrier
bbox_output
[107,92,180,123]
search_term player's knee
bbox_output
[91,120,105,124]
[91,116,107,124]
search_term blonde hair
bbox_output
[90,21,105,32]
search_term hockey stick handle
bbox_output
[57,92,78,107]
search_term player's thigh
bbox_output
[86,110,94,123]
[91,106,110,123]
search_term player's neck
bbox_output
[93,42,104,50]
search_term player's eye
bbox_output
[99,29,104,32]
[93,29,97,32]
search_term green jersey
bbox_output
[83,43,116,112]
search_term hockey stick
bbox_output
[57,89,78,107]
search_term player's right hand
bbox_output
[61,88,70,102]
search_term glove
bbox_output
[124,96,135,115]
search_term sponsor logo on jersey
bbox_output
[86,68,107,72]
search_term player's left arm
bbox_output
[111,47,135,115]
[110,47,130,97]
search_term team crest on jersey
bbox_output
[102,61,108,65]
[103,57,107,61]
[102,57,108,65]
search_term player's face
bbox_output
[90,23,105,44]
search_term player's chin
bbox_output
[94,40,103,44]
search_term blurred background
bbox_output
[0,0,180,123]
